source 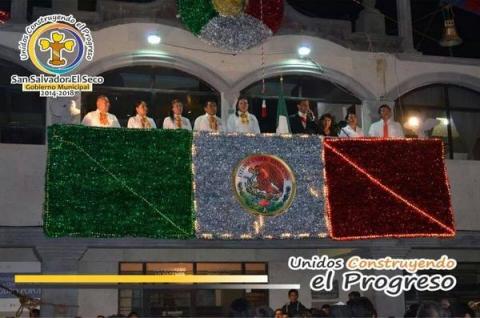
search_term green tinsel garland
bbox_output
[44,125,194,239]
[177,0,217,35]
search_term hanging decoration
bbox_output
[176,0,284,53]
[212,0,245,16]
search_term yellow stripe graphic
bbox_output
[15,275,268,284]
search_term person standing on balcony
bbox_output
[317,113,338,137]
[127,100,157,129]
[81,95,121,128]
[194,100,223,132]
[368,104,404,138]
[339,112,364,137]
[227,96,261,134]
[163,99,192,131]
[289,99,318,134]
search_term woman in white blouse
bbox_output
[127,100,157,129]
[162,99,192,131]
[339,112,364,138]
[227,96,260,134]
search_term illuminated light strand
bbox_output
[323,141,455,237]
[439,139,457,231]
[329,232,455,241]
[322,144,334,238]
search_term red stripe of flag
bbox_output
[465,0,480,14]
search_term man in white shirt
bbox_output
[368,104,404,138]
[81,95,121,128]
[339,112,364,138]
[194,100,223,132]
[127,100,157,129]
[163,99,192,131]
[227,97,261,134]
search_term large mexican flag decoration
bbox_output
[44,125,455,240]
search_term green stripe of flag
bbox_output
[44,125,194,239]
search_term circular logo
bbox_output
[27,22,85,75]
[233,154,296,216]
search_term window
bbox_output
[81,66,220,128]
[118,262,268,317]
[0,59,46,145]
[395,84,480,160]
[241,75,361,133]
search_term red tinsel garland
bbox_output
[245,0,284,33]
[323,138,455,240]
[0,11,10,24]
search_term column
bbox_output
[9,0,28,23]
[369,247,411,318]
[35,245,87,317]
[396,0,416,53]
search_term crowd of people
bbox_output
[80,95,405,138]
[25,289,479,318]
[249,290,477,318]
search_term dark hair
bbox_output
[133,100,146,116]
[348,291,361,299]
[378,104,391,114]
[404,304,420,318]
[349,297,376,318]
[320,113,334,122]
[235,96,249,117]
[205,100,217,108]
[297,99,309,106]
[345,112,357,121]
[127,312,139,318]
[288,289,299,296]
[416,302,441,318]
[321,304,331,310]
[169,99,183,119]
[274,308,283,314]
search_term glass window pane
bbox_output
[241,75,360,104]
[196,263,242,274]
[448,86,480,110]
[146,263,194,275]
[450,111,480,160]
[120,263,143,273]
[119,289,133,297]
[245,263,267,274]
[400,85,445,108]
[119,297,133,308]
